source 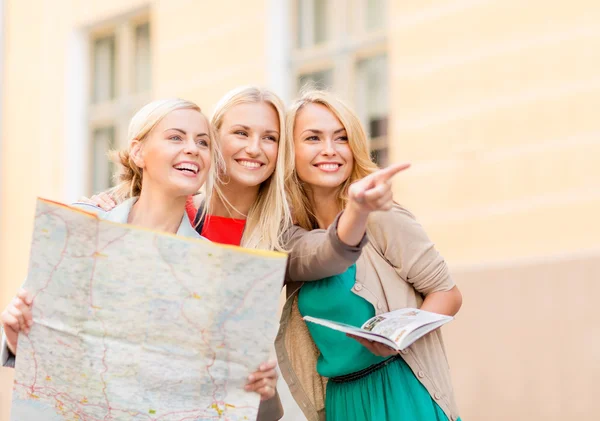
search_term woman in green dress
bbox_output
[276,90,463,421]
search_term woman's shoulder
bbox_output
[367,203,417,230]
[365,203,435,251]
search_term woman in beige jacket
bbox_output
[53,86,407,420]
[276,90,463,421]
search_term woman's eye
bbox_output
[196,139,209,147]
[336,136,348,142]
[235,131,248,137]
[170,135,182,141]
[265,136,278,142]
[306,135,319,141]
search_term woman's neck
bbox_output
[306,186,341,229]
[128,188,187,234]
[210,181,260,219]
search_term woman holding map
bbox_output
[73,86,430,420]
[276,90,464,421]
[0,98,284,420]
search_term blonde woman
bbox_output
[92,86,292,251]
[1,98,281,418]
[276,90,463,421]
[89,86,392,255]
[81,87,407,420]
[86,85,405,267]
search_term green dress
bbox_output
[298,265,457,421]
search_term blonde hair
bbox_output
[110,98,222,202]
[207,86,293,251]
[286,89,379,230]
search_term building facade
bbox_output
[1,1,599,419]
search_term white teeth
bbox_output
[175,163,199,173]
[238,160,262,169]
[317,164,340,171]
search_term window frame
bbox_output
[87,13,152,195]
[291,0,389,165]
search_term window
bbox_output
[92,35,116,103]
[366,0,387,31]
[92,127,116,193]
[88,15,152,195]
[356,54,389,165]
[292,0,389,165]
[134,22,151,93]
[297,0,330,48]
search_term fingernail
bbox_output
[244,385,251,391]
[259,365,265,371]
[248,375,254,382]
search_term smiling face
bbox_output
[293,103,354,194]
[131,108,211,198]
[217,102,280,189]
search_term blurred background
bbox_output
[1,0,599,420]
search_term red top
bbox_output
[185,196,246,246]
[184,196,198,223]
[201,215,246,246]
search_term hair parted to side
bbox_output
[108,98,223,203]
[286,88,379,230]
[207,86,293,252]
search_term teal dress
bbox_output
[298,265,456,421]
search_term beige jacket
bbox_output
[276,205,460,421]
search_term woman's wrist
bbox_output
[338,202,370,246]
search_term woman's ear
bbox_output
[130,139,145,168]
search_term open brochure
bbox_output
[303,308,452,351]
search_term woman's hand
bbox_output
[348,162,410,213]
[347,334,399,357]
[338,162,410,246]
[78,192,116,212]
[1,289,34,355]
[244,360,278,401]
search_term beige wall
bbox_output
[389,1,600,419]
[446,252,600,420]
[389,0,600,264]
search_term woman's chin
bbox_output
[167,180,205,197]
[227,172,271,188]
[302,178,346,191]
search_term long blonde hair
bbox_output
[207,86,293,251]
[286,89,379,230]
[110,98,221,202]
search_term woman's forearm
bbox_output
[336,204,370,247]
[419,286,463,316]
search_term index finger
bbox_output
[373,162,411,183]
[17,289,33,306]
[258,360,277,371]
